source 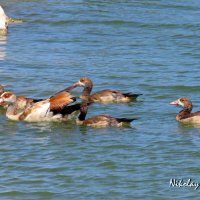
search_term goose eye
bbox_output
[4,94,10,98]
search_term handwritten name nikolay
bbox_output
[169,179,200,190]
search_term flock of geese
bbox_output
[1,5,200,127]
[1,77,200,127]
[0,77,142,128]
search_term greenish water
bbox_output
[1,0,200,199]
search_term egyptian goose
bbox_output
[15,96,43,110]
[170,97,200,123]
[18,83,79,109]
[0,84,43,109]
[72,77,142,103]
[0,84,7,107]
[76,101,136,128]
[0,83,77,110]
[0,91,79,122]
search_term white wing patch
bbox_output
[25,102,51,122]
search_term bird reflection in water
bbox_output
[0,35,6,60]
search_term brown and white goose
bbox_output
[72,77,141,103]
[76,101,137,128]
[0,84,43,109]
[0,83,78,110]
[170,97,200,123]
[0,84,7,107]
[0,91,79,122]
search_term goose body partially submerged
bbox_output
[170,97,200,123]
[0,91,79,122]
[76,102,136,128]
[73,77,142,103]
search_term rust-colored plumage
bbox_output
[50,92,76,110]
[0,89,78,122]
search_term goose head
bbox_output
[0,92,17,104]
[170,97,193,110]
[74,77,93,88]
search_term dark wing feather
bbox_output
[52,103,81,116]
[122,93,142,99]
[115,118,138,123]
[32,98,44,103]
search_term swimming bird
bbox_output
[0,84,43,109]
[170,97,200,123]
[0,84,7,107]
[15,95,43,110]
[72,77,142,103]
[0,91,79,122]
[0,82,78,110]
[76,101,137,128]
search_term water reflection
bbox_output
[24,121,54,133]
[0,35,6,60]
[178,122,200,129]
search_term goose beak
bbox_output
[73,81,84,87]
[73,82,81,87]
[170,100,179,106]
[71,82,80,88]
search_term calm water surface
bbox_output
[0,0,200,199]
